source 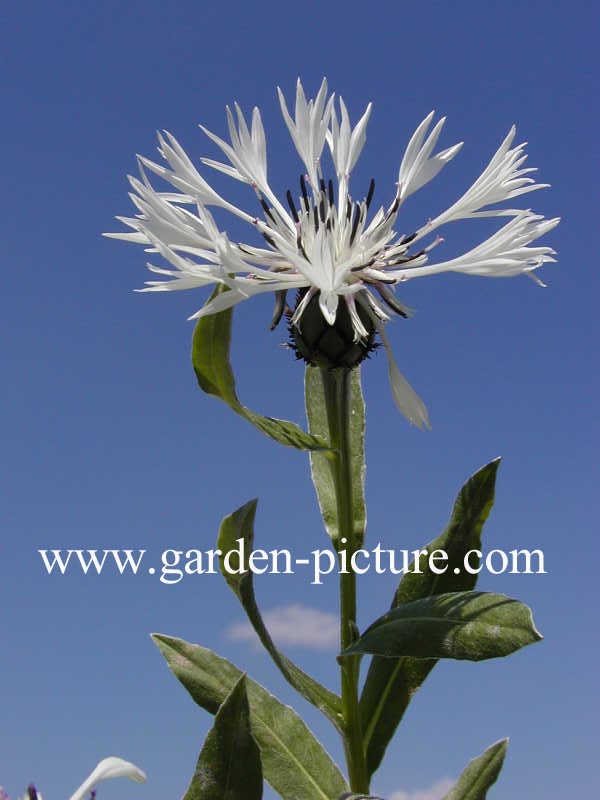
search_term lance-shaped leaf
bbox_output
[217,498,343,731]
[442,739,508,800]
[192,288,328,451]
[360,459,500,777]
[183,675,262,800]
[153,634,349,800]
[305,366,366,545]
[342,591,542,661]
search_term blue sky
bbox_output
[1,1,598,798]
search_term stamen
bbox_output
[388,256,415,266]
[366,274,397,284]
[349,203,361,245]
[402,247,427,262]
[295,228,309,259]
[328,179,335,208]
[378,194,401,227]
[366,178,375,209]
[300,174,310,211]
[346,197,352,221]
[319,194,326,223]
[270,290,288,330]
[259,197,276,224]
[399,231,417,245]
[297,237,309,260]
[375,283,413,318]
[286,190,299,223]
[351,257,375,272]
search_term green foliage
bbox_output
[359,459,501,777]
[442,739,509,800]
[153,634,349,800]
[183,307,536,800]
[338,795,384,799]
[192,287,328,451]
[183,675,262,800]
[343,590,542,660]
[217,499,343,730]
[305,366,367,545]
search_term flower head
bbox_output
[108,79,558,428]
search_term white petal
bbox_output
[418,126,550,235]
[319,290,339,325]
[290,286,317,328]
[399,111,435,178]
[347,102,372,173]
[68,757,146,800]
[328,98,372,178]
[187,287,248,319]
[404,139,463,196]
[398,213,560,281]
[251,107,267,171]
[398,112,462,201]
[187,277,306,321]
[277,79,333,188]
[345,295,368,341]
[200,158,246,182]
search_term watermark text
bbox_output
[38,541,546,585]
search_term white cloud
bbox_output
[225,604,338,650]
[389,777,455,800]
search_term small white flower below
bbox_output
[69,757,146,800]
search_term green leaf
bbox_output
[442,739,509,800]
[217,499,343,731]
[305,366,366,544]
[343,590,542,660]
[153,634,349,800]
[192,288,328,451]
[362,657,433,779]
[183,675,262,800]
[360,459,500,777]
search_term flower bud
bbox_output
[289,290,376,369]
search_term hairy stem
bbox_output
[320,367,369,794]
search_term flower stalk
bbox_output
[320,366,369,793]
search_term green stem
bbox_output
[320,367,369,795]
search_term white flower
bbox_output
[9,758,145,800]
[68,757,146,800]
[107,79,558,429]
